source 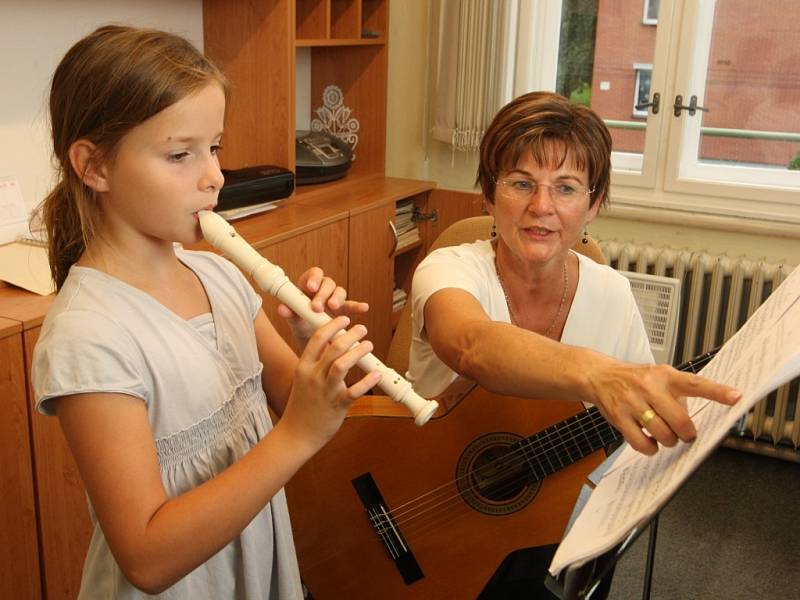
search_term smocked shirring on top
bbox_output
[156,370,267,469]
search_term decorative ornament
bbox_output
[310,85,359,160]
[582,229,589,244]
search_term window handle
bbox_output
[673,95,709,117]
[635,92,661,114]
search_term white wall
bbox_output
[0,1,203,215]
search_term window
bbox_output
[643,0,660,25]
[515,0,800,231]
[632,64,653,118]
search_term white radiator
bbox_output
[599,240,799,462]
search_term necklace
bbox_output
[495,255,569,339]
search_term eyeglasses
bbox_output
[494,177,594,204]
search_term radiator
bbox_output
[599,240,799,462]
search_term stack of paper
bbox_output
[394,199,420,251]
[0,238,56,296]
[550,263,800,578]
[392,287,407,312]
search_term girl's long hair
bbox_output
[37,25,228,290]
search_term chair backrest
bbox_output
[385,215,607,374]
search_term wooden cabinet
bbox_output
[0,288,90,600]
[348,201,395,358]
[203,0,389,178]
[258,217,349,351]
[0,318,41,600]
[25,326,93,600]
[292,176,440,360]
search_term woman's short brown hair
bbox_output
[476,91,612,209]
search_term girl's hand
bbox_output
[278,315,382,453]
[277,267,369,345]
[584,357,741,455]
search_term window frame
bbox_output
[643,0,660,25]
[632,63,653,119]
[662,0,800,215]
[514,0,800,235]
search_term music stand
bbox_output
[543,520,651,600]
[543,429,723,600]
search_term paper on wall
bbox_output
[0,175,31,245]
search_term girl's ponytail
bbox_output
[39,175,95,290]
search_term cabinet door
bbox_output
[25,327,93,600]
[422,189,487,251]
[259,219,349,352]
[348,203,395,360]
[0,325,41,599]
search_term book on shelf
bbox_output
[394,199,420,249]
[392,287,407,312]
[396,228,421,250]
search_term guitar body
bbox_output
[285,388,608,599]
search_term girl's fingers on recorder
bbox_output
[300,315,351,362]
[312,279,369,316]
[294,267,328,312]
[319,324,372,383]
[347,370,383,400]
[334,299,370,317]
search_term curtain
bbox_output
[431,0,517,153]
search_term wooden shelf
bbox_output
[394,238,423,256]
[294,174,436,214]
[295,37,385,47]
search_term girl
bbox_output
[32,25,380,599]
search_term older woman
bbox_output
[407,91,740,456]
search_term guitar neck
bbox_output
[514,346,721,480]
[513,407,618,481]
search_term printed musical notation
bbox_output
[550,264,800,577]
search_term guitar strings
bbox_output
[374,351,718,540]
[377,428,614,544]
[381,409,612,532]
[388,351,715,519]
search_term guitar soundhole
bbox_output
[456,432,540,516]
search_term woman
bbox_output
[406,91,740,598]
[408,91,739,455]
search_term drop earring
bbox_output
[582,229,589,244]
[491,220,497,238]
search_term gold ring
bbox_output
[638,409,657,428]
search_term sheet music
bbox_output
[549,264,800,577]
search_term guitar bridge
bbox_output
[352,473,424,585]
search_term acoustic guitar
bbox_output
[285,352,717,599]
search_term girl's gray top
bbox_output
[32,249,303,600]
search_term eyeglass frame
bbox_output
[493,176,596,204]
